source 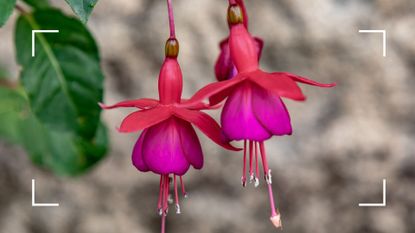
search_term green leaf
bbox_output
[9,9,109,176]
[15,9,103,139]
[0,86,109,176]
[22,0,50,9]
[0,0,16,27]
[0,64,10,80]
[31,122,109,176]
[0,87,29,143]
[65,0,98,23]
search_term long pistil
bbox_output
[259,142,282,229]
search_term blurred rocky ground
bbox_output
[1,0,415,232]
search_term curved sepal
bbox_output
[186,76,243,107]
[251,70,306,101]
[279,72,336,88]
[99,98,159,110]
[179,99,222,111]
[118,107,172,133]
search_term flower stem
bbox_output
[167,0,176,38]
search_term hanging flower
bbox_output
[101,2,239,231]
[186,1,335,229]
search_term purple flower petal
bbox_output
[142,117,190,176]
[252,84,292,136]
[177,120,204,170]
[221,82,271,141]
[132,129,150,172]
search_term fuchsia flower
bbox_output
[101,2,238,232]
[187,0,336,229]
[101,38,238,232]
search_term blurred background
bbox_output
[1,0,415,232]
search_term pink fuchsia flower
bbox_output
[101,37,239,232]
[187,1,336,229]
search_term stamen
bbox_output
[168,194,174,204]
[254,142,260,187]
[259,142,282,229]
[180,176,188,198]
[174,176,181,214]
[163,175,169,216]
[157,176,164,215]
[175,204,181,214]
[241,140,247,187]
[160,175,168,233]
[249,140,254,184]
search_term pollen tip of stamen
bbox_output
[270,215,283,229]
[249,174,254,183]
[254,177,260,188]
[158,208,163,216]
[168,194,174,204]
[241,177,247,187]
[183,193,189,199]
[175,204,181,214]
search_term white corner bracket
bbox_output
[358,30,387,57]
[358,179,387,207]
[32,30,59,57]
[32,179,60,207]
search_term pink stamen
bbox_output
[163,175,169,214]
[259,142,282,229]
[241,140,247,187]
[180,176,188,198]
[249,140,254,182]
[157,176,164,215]
[255,142,260,187]
[174,175,181,214]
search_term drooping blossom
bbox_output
[100,1,239,232]
[187,0,336,228]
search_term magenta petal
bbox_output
[142,117,190,176]
[252,85,292,136]
[177,121,204,170]
[221,82,271,141]
[132,130,150,172]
